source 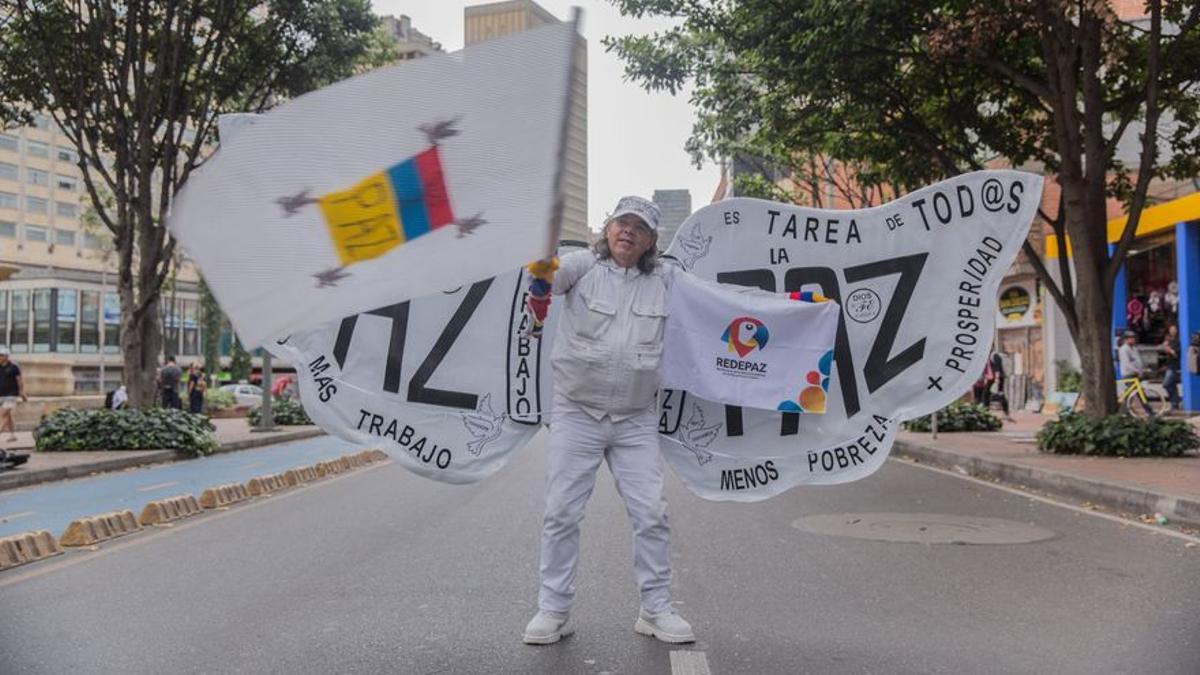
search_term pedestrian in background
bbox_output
[0,347,26,442]
[159,356,183,410]
[187,363,206,414]
[1160,323,1182,411]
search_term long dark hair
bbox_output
[592,222,659,273]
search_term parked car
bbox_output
[219,383,263,407]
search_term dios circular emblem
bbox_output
[845,288,881,323]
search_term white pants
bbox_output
[538,395,673,614]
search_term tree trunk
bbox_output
[1060,172,1119,419]
[121,293,163,408]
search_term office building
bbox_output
[464,0,589,242]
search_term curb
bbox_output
[892,438,1200,529]
[0,531,63,571]
[0,427,326,492]
[139,495,203,526]
[59,510,142,547]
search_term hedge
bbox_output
[903,400,1003,432]
[35,408,219,456]
[246,397,312,426]
[1037,412,1199,457]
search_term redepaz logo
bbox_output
[721,317,769,357]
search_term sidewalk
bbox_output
[895,410,1200,529]
[0,418,325,491]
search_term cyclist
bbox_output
[1117,330,1151,415]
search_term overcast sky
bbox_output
[371,0,721,231]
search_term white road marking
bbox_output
[670,650,712,675]
[136,481,179,493]
[893,457,1200,544]
[0,510,35,523]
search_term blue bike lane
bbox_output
[0,436,367,539]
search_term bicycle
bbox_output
[1116,375,1169,418]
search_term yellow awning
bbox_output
[1044,190,1200,258]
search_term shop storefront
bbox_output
[1044,191,1200,411]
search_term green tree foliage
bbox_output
[228,336,251,384]
[607,0,1200,419]
[0,0,378,407]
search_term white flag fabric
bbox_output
[269,241,587,483]
[170,21,577,347]
[662,272,839,412]
[658,170,1043,501]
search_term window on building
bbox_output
[55,289,77,353]
[0,162,16,181]
[219,326,232,357]
[56,147,77,163]
[83,233,102,250]
[54,229,75,246]
[0,221,15,238]
[103,292,120,353]
[0,292,7,349]
[24,225,48,243]
[32,114,51,130]
[182,299,199,356]
[55,202,77,219]
[26,168,49,186]
[10,290,29,353]
[26,196,47,213]
[32,289,51,352]
[0,134,17,153]
[80,291,99,353]
[56,175,77,192]
[26,141,49,159]
[0,192,17,210]
[164,298,180,356]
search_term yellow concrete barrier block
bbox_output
[60,510,141,547]
[284,467,312,487]
[139,494,202,526]
[199,483,250,509]
[246,472,288,496]
[0,530,63,571]
[316,459,345,477]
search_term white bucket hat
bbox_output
[606,195,661,232]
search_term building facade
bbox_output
[464,0,589,243]
[381,14,443,60]
[652,189,692,251]
[0,114,209,395]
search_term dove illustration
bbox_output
[676,226,713,269]
[680,404,722,465]
[462,393,506,456]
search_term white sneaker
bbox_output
[634,608,695,644]
[523,610,573,645]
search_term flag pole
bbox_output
[544,7,584,257]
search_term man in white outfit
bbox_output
[523,196,695,645]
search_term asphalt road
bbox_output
[1,432,1197,674]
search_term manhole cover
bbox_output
[791,513,1056,545]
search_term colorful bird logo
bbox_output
[721,317,769,357]
[777,348,834,414]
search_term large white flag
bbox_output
[170,20,579,347]
[658,170,1044,501]
[662,272,839,412]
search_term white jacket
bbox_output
[551,250,673,421]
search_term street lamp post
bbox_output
[253,348,276,432]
